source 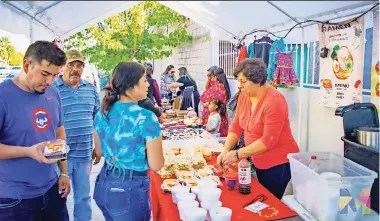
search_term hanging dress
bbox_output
[272,48,299,86]
[237,45,248,63]
[267,38,285,83]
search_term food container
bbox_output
[44,139,69,160]
[171,185,190,204]
[288,152,378,221]
[224,172,238,190]
[357,126,379,150]
[199,187,221,203]
[161,179,179,192]
[184,207,207,221]
[209,207,232,221]
[176,192,196,203]
[178,200,199,220]
[336,103,380,213]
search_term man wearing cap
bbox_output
[54,50,100,221]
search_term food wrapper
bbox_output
[44,139,69,160]
[201,146,212,161]
[158,169,177,179]
[176,157,192,171]
[184,179,198,187]
[195,168,213,179]
[162,179,179,192]
[192,153,206,169]
[176,170,194,184]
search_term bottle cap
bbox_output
[311,155,317,160]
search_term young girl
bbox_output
[205,99,225,137]
[92,62,164,221]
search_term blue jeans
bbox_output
[94,165,151,221]
[0,182,69,221]
[255,162,291,199]
[67,159,92,221]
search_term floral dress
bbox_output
[200,79,228,137]
[272,48,299,86]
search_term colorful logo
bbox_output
[32,108,52,132]
[340,188,371,215]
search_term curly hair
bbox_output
[233,58,267,85]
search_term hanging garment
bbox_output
[237,45,248,63]
[267,38,286,83]
[254,36,273,66]
[247,42,255,58]
[272,48,299,86]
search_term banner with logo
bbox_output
[318,17,364,108]
[371,10,379,109]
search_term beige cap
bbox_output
[66,50,85,64]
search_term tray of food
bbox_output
[44,139,69,160]
[161,179,179,193]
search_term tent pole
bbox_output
[297,27,305,149]
[1,1,56,34]
[267,1,300,23]
[29,18,34,44]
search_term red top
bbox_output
[229,86,299,169]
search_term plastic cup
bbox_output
[224,173,238,190]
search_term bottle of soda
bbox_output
[238,157,251,195]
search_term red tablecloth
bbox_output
[149,157,297,221]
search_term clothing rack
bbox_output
[235,2,379,51]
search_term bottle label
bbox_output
[238,167,251,185]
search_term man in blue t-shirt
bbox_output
[0,41,70,221]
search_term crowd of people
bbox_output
[0,40,299,221]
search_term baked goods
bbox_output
[177,170,195,183]
[162,179,179,191]
[196,168,213,179]
[44,139,68,160]
[192,153,207,169]
[321,79,332,89]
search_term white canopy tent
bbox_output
[0,1,377,43]
[0,1,378,149]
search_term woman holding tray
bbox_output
[92,62,164,221]
[217,58,299,199]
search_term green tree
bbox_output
[0,37,15,65]
[64,1,192,72]
[9,51,24,66]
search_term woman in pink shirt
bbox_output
[217,58,299,199]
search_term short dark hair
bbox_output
[233,58,267,85]
[24,41,66,66]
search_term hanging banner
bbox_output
[371,10,379,110]
[318,17,364,108]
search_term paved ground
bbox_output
[66,159,105,221]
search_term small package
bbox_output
[162,179,179,192]
[177,170,195,184]
[44,139,68,160]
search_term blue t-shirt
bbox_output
[0,80,63,199]
[94,102,161,172]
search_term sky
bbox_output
[0,29,30,53]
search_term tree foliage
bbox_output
[0,37,24,66]
[64,1,192,72]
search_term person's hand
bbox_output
[28,142,58,164]
[58,174,71,198]
[92,148,102,165]
[216,150,227,166]
[222,150,239,166]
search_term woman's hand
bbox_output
[222,150,239,166]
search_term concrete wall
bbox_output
[152,20,211,94]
